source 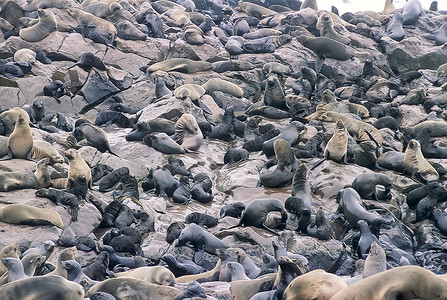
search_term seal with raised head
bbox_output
[175,223,228,263]
[82,251,109,281]
[172,113,203,151]
[19,8,57,42]
[404,139,439,183]
[65,149,93,189]
[0,158,49,192]
[316,11,350,44]
[326,118,349,164]
[262,121,305,157]
[161,254,204,277]
[306,207,334,240]
[2,114,33,160]
[259,139,300,188]
[263,75,286,110]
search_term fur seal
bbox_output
[362,242,386,278]
[95,111,130,128]
[35,188,79,221]
[1,257,27,283]
[82,251,109,281]
[223,148,249,164]
[14,49,36,64]
[435,23,447,46]
[172,113,203,151]
[336,188,383,228]
[144,132,185,154]
[65,149,93,189]
[263,75,286,110]
[0,108,30,136]
[283,269,347,300]
[0,203,63,228]
[83,2,122,18]
[190,173,213,204]
[316,12,350,44]
[166,221,185,244]
[404,139,439,183]
[331,266,447,300]
[117,266,175,286]
[68,8,117,37]
[0,275,84,299]
[99,245,145,270]
[86,277,181,299]
[176,223,228,262]
[386,12,405,41]
[175,259,221,283]
[382,0,395,15]
[76,123,118,156]
[172,176,191,204]
[185,212,218,228]
[230,198,287,235]
[47,246,76,279]
[352,173,392,200]
[0,159,49,192]
[3,115,33,160]
[402,0,425,25]
[235,2,277,18]
[259,139,300,188]
[220,202,246,219]
[325,118,349,164]
[161,254,204,277]
[262,121,305,157]
[98,166,129,192]
[307,207,334,240]
[19,9,57,42]
[201,78,243,97]
[147,58,213,74]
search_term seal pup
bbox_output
[161,254,204,277]
[35,188,79,221]
[19,8,57,42]
[220,202,245,219]
[175,223,228,262]
[82,251,110,281]
[404,139,439,183]
[259,139,299,188]
[306,207,334,240]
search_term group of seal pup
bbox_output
[2,0,447,298]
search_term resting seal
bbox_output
[19,8,57,42]
[146,58,213,74]
[67,8,117,37]
[201,78,243,98]
[86,277,181,299]
[144,133,185,154]
[0,204,64,228]
[331,266,447,300]
[262,121,305,157]
[402,0,425,25]
[175,223,228,262]
[230,198,287,235]
[259,139,299,188]
[0,158,49,192]
[117,266,175,286]
[283,269,347,300]
[404,139,439,183]
[0,275,84,299]
[35,188,79,221]
[172,113,203,151]
[352,173,392,200]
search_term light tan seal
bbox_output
[0,107,30,135]
[324,119,349,163]
[5,114,33,160]
[0,275,84,300]
[82,2,122,18]
[319,110,383,146]
[67,8,117,36]
[362,242,386,279]
[201,78,244,97]
[47,246,76,278]
[331,265,447,300]
[174,113,203,151]
[22,0,74,11]
[65,149,92,188]
[147,58,213,74]
[13,49,36,64]
[230,273,277,300]
[404,139,439,182]
[325,101,370,119]
[382,0,395,15]
[174,84,205,101]
[19,8,57,42]
[164,8,190,26]
[283,269,347,300]
[300,0,318,10]
[0,158,50,191]
[32,140,65,164]
[316,11,350,45]
[0,204,64,228]
[86,277,181,299]
[235,1,277,18]
[0,242,19,276]
[117,266,175,286]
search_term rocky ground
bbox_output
[0,0,447,299]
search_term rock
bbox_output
[78,68,121,106]
[381,37,447,73]
[106,66,133,90]
[138,96,206,123]
[62,202,102,237]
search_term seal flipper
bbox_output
[311,158,326,170]
[315,55,325,74]
[0,148,13,161]
[260,224,280,236]
[193,243,206,263]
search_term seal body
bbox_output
[7,114,33,159]
[19,8,57,42]
[404,139,439,183]
[325,119,348,163]
[65,149,92,188]
[336,188,382,228]
[0,204,63,228]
